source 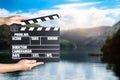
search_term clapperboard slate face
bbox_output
[10,14,60,62]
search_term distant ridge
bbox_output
[109,21,120,35]
[61,26,111,49]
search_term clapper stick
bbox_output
[10,14,60,62]
[21,14,59,25]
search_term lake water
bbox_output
[0,61,118,80]
[0,48,119,80]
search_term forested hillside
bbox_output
[101,21,120,63]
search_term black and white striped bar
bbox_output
[21,14,59,25]
[19,27,59,31]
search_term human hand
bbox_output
[16,60,44,71]
[4,16,28,25]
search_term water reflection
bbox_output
[0,61,118,80]
[106,64,120,80]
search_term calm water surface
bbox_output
[0,61,118,80]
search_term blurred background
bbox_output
[0,0,120,80]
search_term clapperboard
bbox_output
[10,14,60,62]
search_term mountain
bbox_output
[109,21,120,35]
[61,26,111,49]
[101,21,120,63]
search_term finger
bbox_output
[17,16,29,20]
[11,21,21,25]
[28,60,37,64]
[18,59,29,64]
[12,16,28,21]
[25,66,32,71]
[21,59,28,61]
[32,62,44,67]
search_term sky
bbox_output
[0,0,120,30]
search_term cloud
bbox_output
[0,2,120,30]
[66,0,80,2]
[0,8,23,17]
[55,7,119,30]
[54,2,101,9]
[0,8,11,17]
